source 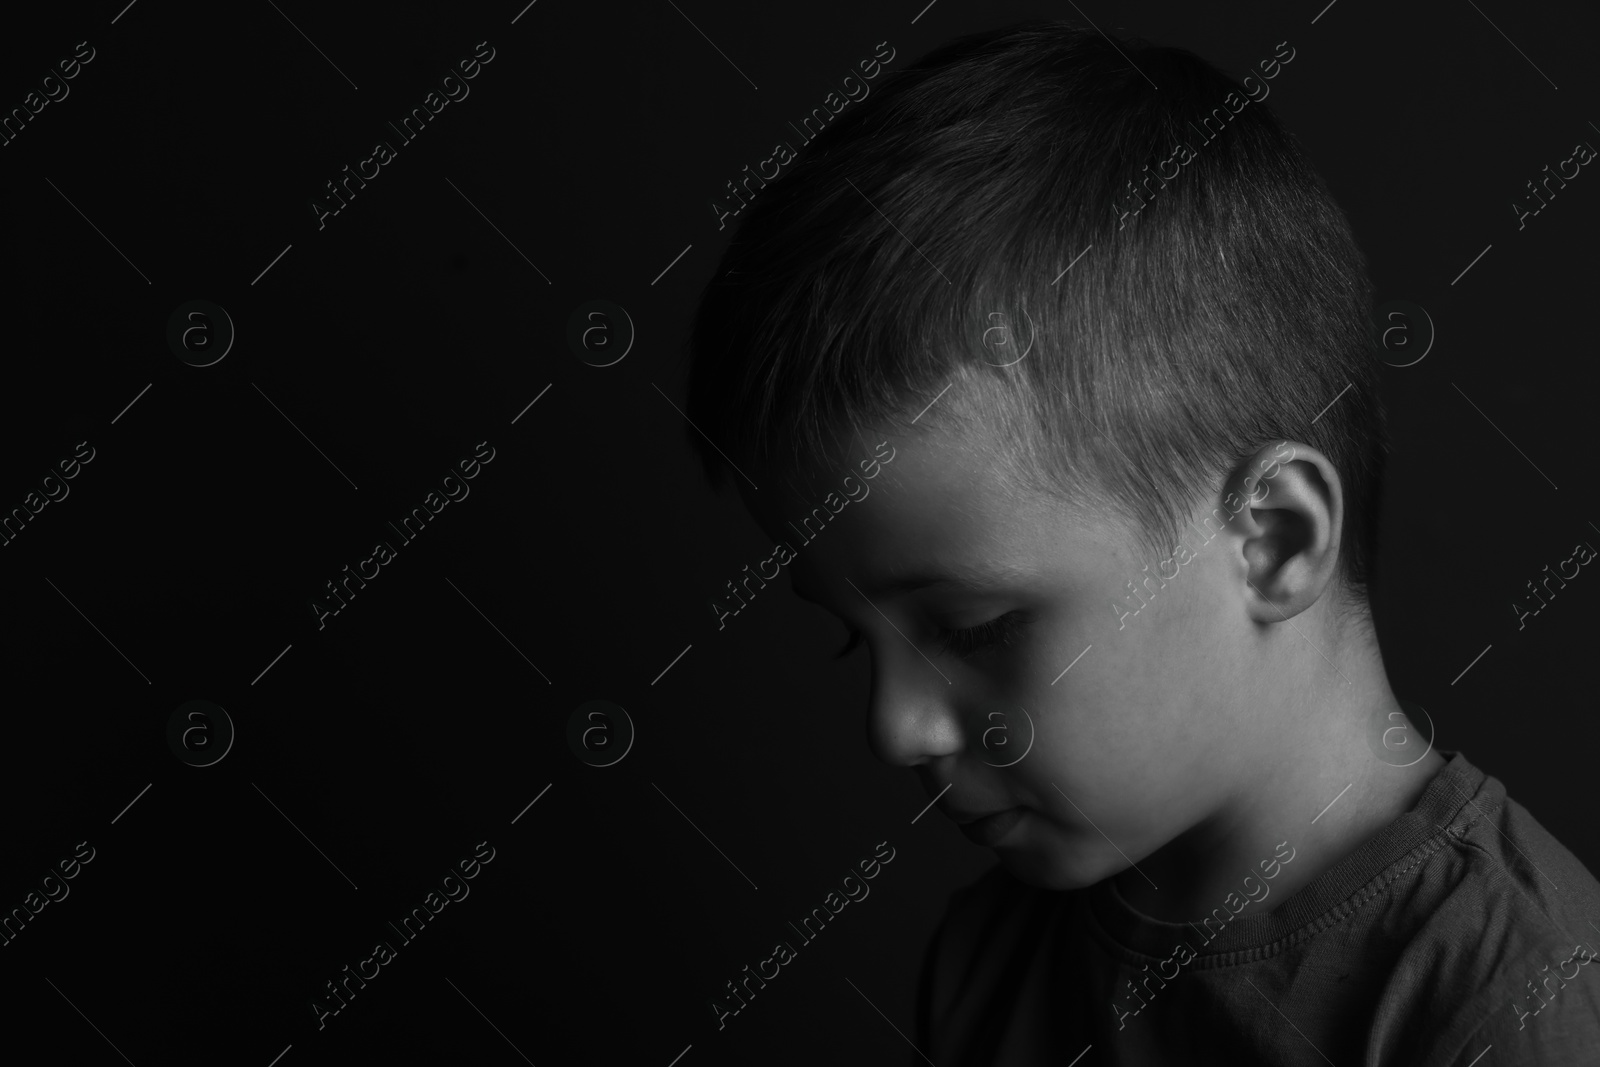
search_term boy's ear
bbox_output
[1221,440,1344,623]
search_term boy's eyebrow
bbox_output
[794,562,1028,603]
[869,565,1027,596]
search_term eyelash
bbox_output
[935,612,1027,658]
[832,617,1030,659]
[833,613,1028,660]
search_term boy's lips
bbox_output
[954,807,1027,846]
[944,805,1014,825]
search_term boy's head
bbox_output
[682,21,1396,890]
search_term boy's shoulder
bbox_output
[1377,758,1600,1065]
[917,752,1600,1066]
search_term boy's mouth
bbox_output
[953,807,1026,847]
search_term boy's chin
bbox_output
[985,825,1139,895]
[995,843,1115,892]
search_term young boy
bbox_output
[680,20,1600,1066]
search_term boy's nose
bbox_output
[865,654,966,766]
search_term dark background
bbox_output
[0,0,1595,1064]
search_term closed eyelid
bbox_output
[934,611,1028,658]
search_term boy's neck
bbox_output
[1112,652,1447,926]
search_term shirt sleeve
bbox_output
[1442,963,1600,1066]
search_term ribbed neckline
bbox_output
[1087,750,1497,962]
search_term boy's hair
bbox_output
[682,20,1389,623]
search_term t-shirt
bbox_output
[914,751,1600,1065]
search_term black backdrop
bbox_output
[0,1,1596,1064]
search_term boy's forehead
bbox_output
[740,414,1114,585]
[750,414,990,515]
[751,364,1038,496]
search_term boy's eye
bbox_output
[935,611,1027,659]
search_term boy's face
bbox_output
[742,409,1278,891]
